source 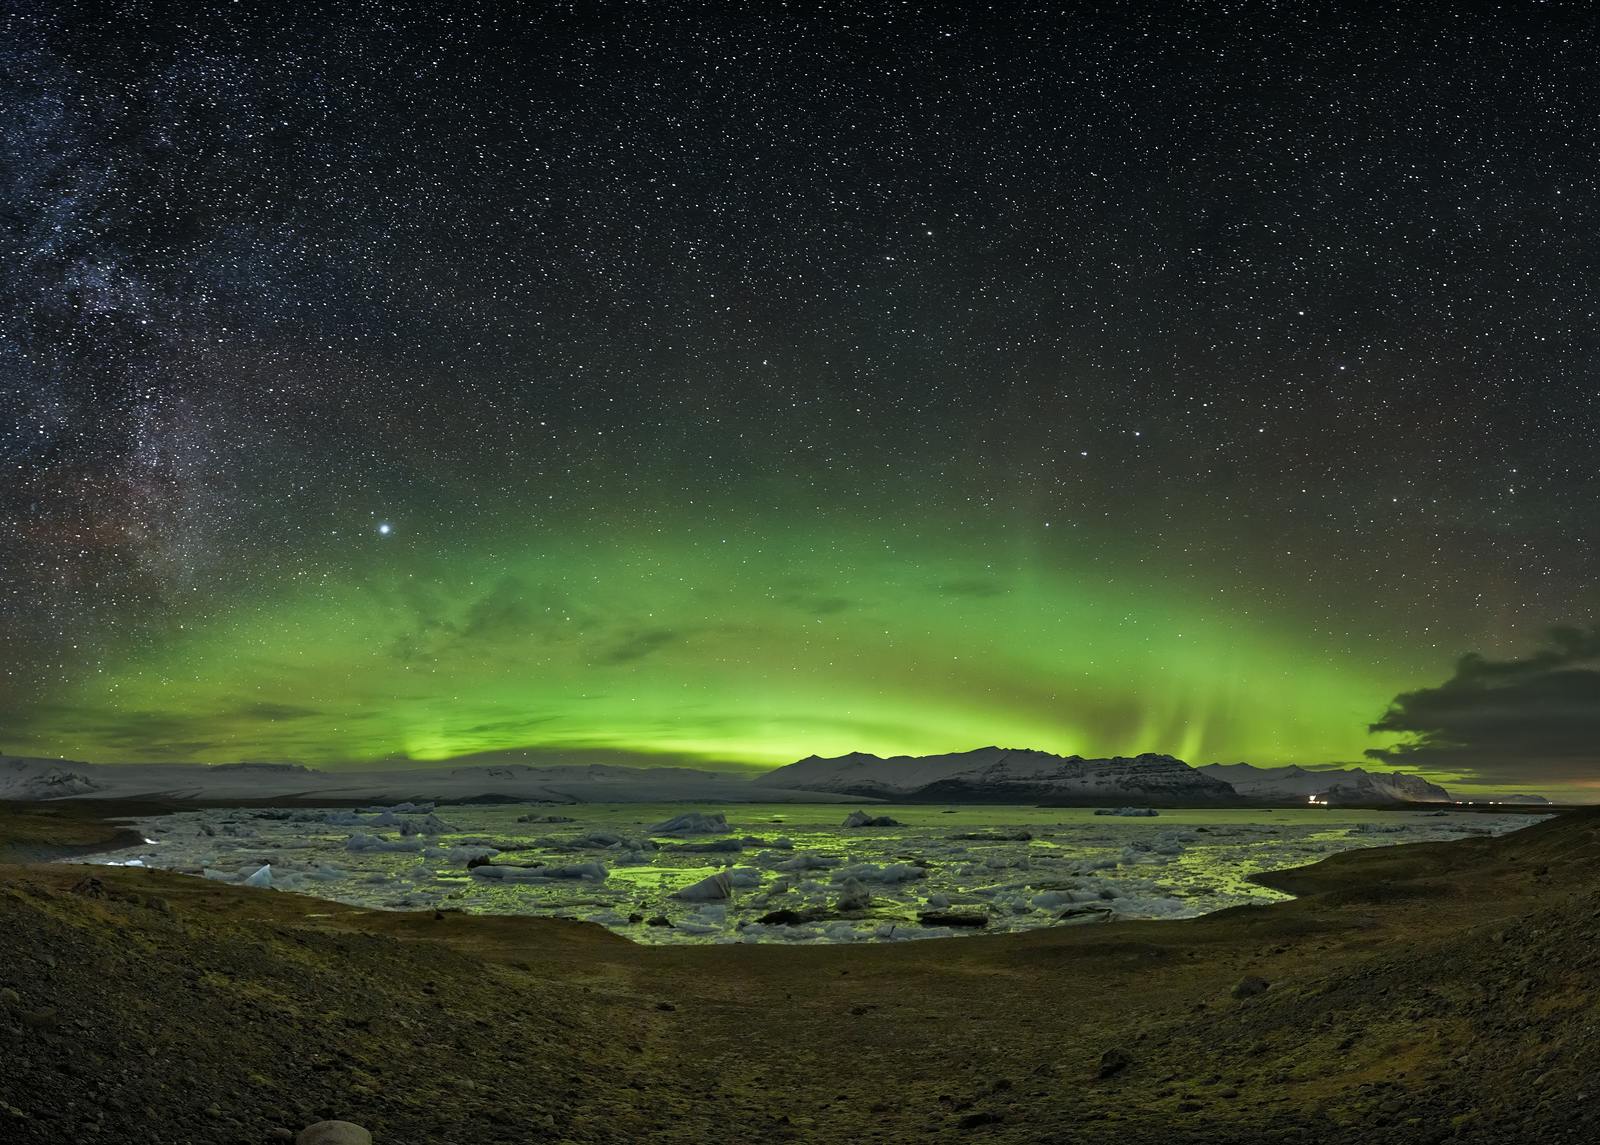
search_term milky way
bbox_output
[4,4,1599,791]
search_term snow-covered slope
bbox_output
[0,757,106,800]
[1197,763,1453,804]
[0,756,854,804]
[755,747,1239,804]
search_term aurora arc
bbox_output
[19,518,1418,773]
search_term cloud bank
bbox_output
[1367,626,1600,788]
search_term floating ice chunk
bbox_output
[726,867,764,889]
[672,871,734,901]
[843,811,902,828]
[669,838,745,853]
[436,846,499,862]
[833,862,927,884]
[675,917,723,935]
[773,853,839,872]
[471,861,608,882]
[243,864,273,888]
[345,833,424,853]
[398,814,454,836]
[649,812,730,836]
[835,876,871,911]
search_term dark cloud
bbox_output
[11,705,226,760]
[596,627,682,665]
[389,578,597,661]
[459,577,540,642]
[1366,626,1600,786]
[230,701,321,722]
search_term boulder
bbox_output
[1097,1047,1133,1078]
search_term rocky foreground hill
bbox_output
[2,800,1598,1142]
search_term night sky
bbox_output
[4,3,1599,794]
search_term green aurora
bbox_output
[20,512,1429,775]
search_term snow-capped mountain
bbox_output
[1197,763,1452,805]
[755,747,1239,803]
[0,757,105,800]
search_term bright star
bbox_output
[377,522,392,535]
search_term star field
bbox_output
[3,3,1599,791]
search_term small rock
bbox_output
[1232,975,1270,999]
[757,908,812,926]
[957,1110,1003,1130]
[296,1121,372,1145]
[1098,1047,1133,1078]
[21,1008,58,1031]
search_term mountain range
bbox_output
[0,750,1542,806]
[755,748,1238,804]
[1197,763,1453,804]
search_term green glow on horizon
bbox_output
[23,517,1420,771]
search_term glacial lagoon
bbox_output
[82,803,1544,944]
